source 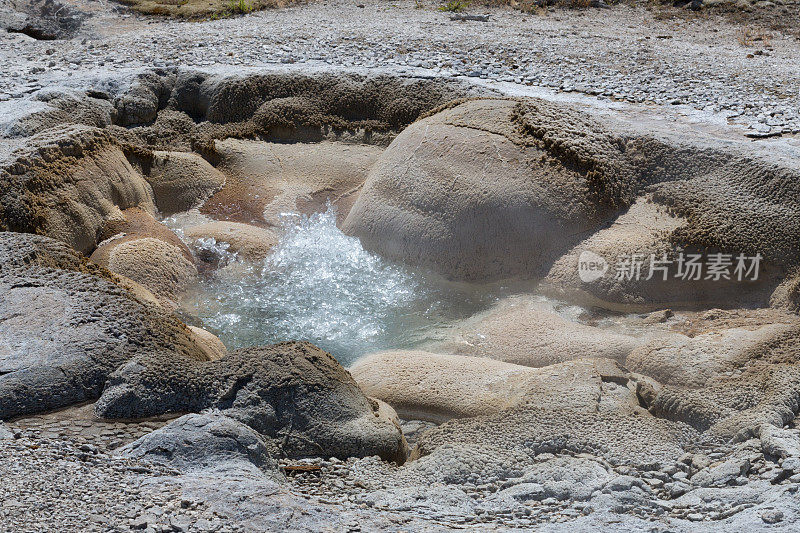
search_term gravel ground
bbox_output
[1,0,799,136]
[0,434,237,532]
[2,2,800,531]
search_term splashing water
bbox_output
[181,206,493,365]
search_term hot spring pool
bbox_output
[171,207,519,366]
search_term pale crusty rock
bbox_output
[0,126,156,254]
[350,351,539,422]
[497,456,614,502]
[432,295,640,368]
[202,139,382,227]
[183,221,279,262]
[91,236,198,306]
[188,326,227,361]
[409,358,699,471]
[770,270,800,312]
[146,151,226,214]
[626,322,797,388]
[645,325,800,441]
[343,98,638,281]
[543,198,772,312]
[758,424,800,460]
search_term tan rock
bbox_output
[432,295,640,368]
[350,351,539,422]
[371,397,402,428]
[770,270,800,312]
[188,326,228,361]
[543,198,774,312]
[146,151,226,214]
[646,324,800,441]
[113,273,163,310]
[183,221,279,262]
[342,98,637,281]
[201,139,382,226]
[626,322,798,389]
[411,357,698,470]
[101,207,193,262]
[91,236,198,306]
[3,127,156,254]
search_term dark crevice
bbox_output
[6,26,58,40]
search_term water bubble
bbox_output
[181,205,492,365]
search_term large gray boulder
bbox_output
[96,341,408,463]
[121,412,284,481]
[0,232,210,419]
[343,98,639,281]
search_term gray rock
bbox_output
[760,424,800,460]
[690,453,712,472]
[761,509,784,524]
[121,412,284,481]
[0,0,85,42]
[781,457,800,473]
[96,341,408,463]
[604,475,649,493]
[691,457,751,488]
[354,485,478,520]
[507,456,614,502]
[498,482,546,502]
[663,481,693,498]
[2,88,114,138]
[0,233,209,420]
[0,421,13,439]
[113,71,174,126]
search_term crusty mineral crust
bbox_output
[0,233,210,420]
[344,96,800,284]
[96,341,409,464]
[647,324,800,441]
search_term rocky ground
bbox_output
[2,1,800,532]
[4,406,800,531]
[1,0,800,137]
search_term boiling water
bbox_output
[179,207,500,366]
